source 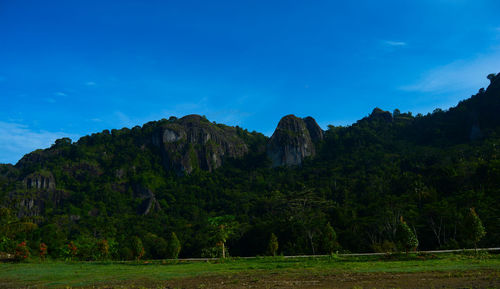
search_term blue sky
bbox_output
[1,0,500,164]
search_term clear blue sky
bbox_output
[1,0,500,164]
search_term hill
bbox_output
[1,73,499,259]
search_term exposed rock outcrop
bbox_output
[3,171,69,219]
[23,171,56,190]
[303,116,324,142]
[134,186,161,215]
[267,115,323,167]
[152,115,249,174]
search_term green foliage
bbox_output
[208,215,239,258]
[167,232,181,259]
[322,222,337,254]
[267,233,279,256]
[14,241,30,261]
[201,246,226,258]
[1,75,500,259]
[396,217,419,254]
[131,236,145,261]
[465,208,486,249]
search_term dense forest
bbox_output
[1,73,499,260]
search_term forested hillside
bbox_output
[1,73,499,260]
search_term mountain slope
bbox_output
[0,73,499,258]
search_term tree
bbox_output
[167,232,181,259]
[487,73,497,83]
[267,233,279,256]
[131,236,145,261]
[208,215,239,258]
[396,217,418,254]
[322,222,337,255]
[285,188,333,255]
[465,208,486,251]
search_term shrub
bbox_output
[396,217,418,254]
[96,239,110,260]
[131,236,145,261]
[167,232,181,259]
[14,241,30,261]
[267,233,279,256]
[322,222,337,254]
[465,208,486,250]
[39,243,48,260]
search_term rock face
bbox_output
[152,115,248,174]
[9,171,67,219]
[267,115,323,167]
[23,171,56,190]
[134,185,161,215]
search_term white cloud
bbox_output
[400,51,500,93]
[54,92,67,97]
[114,111,135,127]
[383,40,407,47]
[85,81,96,86]
[0,122,79,164]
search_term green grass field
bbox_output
[1,253,500,288]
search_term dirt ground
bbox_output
[88,270,500,289]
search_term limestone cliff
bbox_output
[152,115,248,174]
[7,171,68,218]
[267,115,323,167]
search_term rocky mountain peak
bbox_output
[267,115,323,167]
[153,114,248,174]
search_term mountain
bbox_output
[267,115,323,167]
[0,73,499,259]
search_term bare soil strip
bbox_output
[79,270,500,289]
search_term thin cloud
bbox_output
[44,98,56,103]
[114,111,135,127]
[383,40,407,47]
[54,92,67,97]
[85,81,97,86]
[400,51,500,93]
[0,121,79,164]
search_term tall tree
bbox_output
[167,232,181,259]
[322,222,337,255]
[465,208,486,251]
[208,215,239,258]
[396,217,418,254]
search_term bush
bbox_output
[201,246,227,258]
[372,240,397,253]
[167,232,181,259]
[396,217,418,254]
[63,241,78,260]
[39,243,48,260]
[96,239,110,260]
[267,233,279,256]
[14,241,30,261]
[464,208,486,250]
[131,236,145,261]
[321,223,337,254]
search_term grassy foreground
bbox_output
[1,253,500,288]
